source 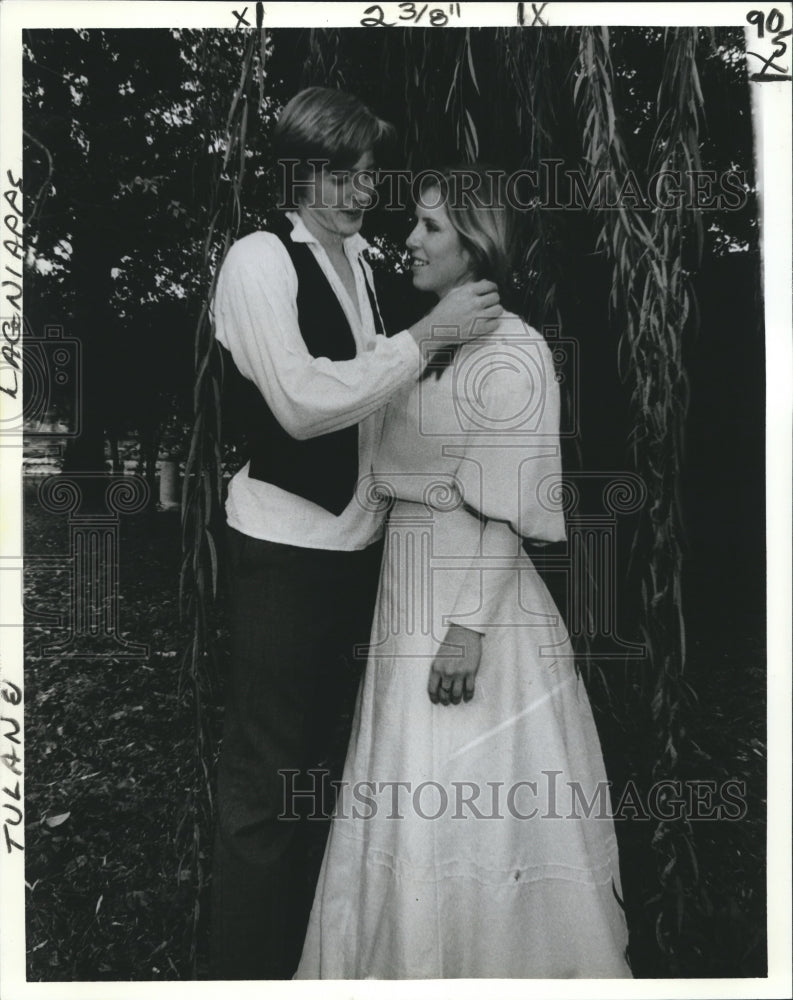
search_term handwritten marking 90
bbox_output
[745,7,793,80]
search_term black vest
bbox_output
[222,227,385,517]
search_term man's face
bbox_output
[298,151,376,247]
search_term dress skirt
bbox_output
[295,499,632,979]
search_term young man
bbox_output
[209,87,502,979]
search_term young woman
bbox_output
[295,167,632,979]
[210,92,501,980]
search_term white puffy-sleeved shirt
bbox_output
[374,313,567,633]
[212,212,422,550]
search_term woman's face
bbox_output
[298,150,376,248]
[406,188,473,299]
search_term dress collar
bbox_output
[285,210,369,257]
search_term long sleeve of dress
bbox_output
[212,232,422,440]
[444,328,566,634]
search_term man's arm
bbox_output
[213,233,423,440]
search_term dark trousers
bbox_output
[210,527,383,980]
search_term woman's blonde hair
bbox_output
[418,166,517,380]
[417,165,516,296]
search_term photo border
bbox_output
[1,3,789,999]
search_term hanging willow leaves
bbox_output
[304,28,346,88]
[446,30,481,161]
[178,26,267,976]
[573,25,703,972]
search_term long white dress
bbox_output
[295,315,632,979]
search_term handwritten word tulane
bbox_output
[2,680,23,853]
[1,171,23,402]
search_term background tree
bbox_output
[23,28,280,487]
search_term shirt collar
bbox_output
[285,210,369,257]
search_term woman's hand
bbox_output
[428,625,482,706]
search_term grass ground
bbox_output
[22,478,766,981]
[23,486,200,979]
